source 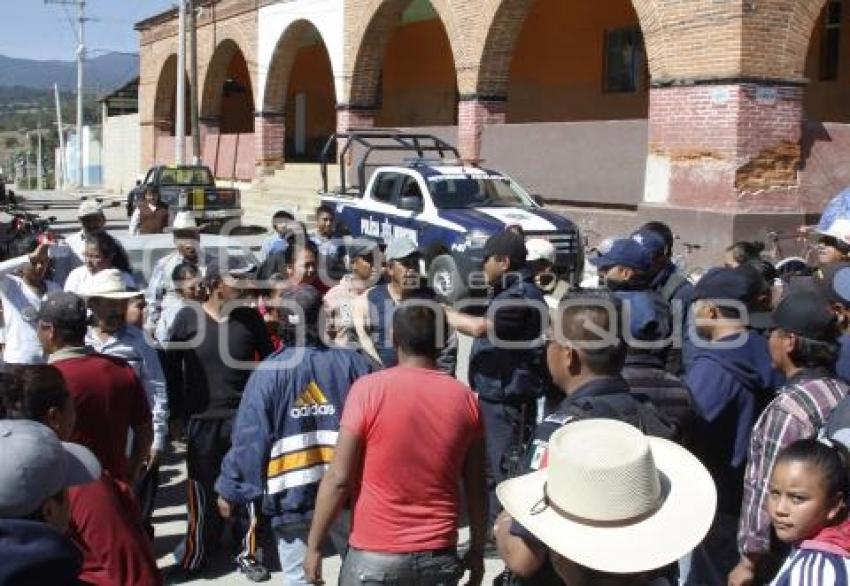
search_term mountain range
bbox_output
[0,52,139,93]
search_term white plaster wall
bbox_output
[257,0,345,111]
[103,114,142,193]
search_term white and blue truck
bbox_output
[319,131,583,301]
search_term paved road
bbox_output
[14,189,503,585]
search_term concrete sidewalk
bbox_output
[153,443,505,584]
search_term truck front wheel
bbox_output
[428,254,469,304]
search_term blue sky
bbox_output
[1,1,174,61]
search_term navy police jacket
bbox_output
[215,345,373,528]
[469,269,546,403]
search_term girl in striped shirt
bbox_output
[769,438,850,585]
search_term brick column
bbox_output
[335,105,376,167]
[255,111,286,175]
[199,116,221,168]
[644,82,805,211]
[199,116,221,144]
[457,97,507,164]
[336,105,376,133]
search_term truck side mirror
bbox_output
[398,195,423,212]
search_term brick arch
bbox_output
[152,53,193,135]
[762,0,830,79]
[345,0,465,107]
[200,38,255,121]
[153,54,178,132]
[474,0,661,98]
[263,19,336,115]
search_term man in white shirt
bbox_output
[82,268,169,460]
[66,200,106,261]
[145,211,208,337]
[53,200,107,287]
[0,240,59,364]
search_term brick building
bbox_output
[137,0,850,259]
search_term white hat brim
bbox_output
[496,436,717,575]
[78,291,140,300]
[815,227,850,246]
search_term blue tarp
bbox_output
[819,187,850,230]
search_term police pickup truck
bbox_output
[127,165,243,227]
[319,131,582,301]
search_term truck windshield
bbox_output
[159,167,214,186]
[428,176,531,209]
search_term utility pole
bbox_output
[189,0,200,164]
[175,0,187,165]
[45,0,88,189]
[54,83,65,190]
[37,124,43,191]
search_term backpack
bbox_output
[659,270,691,304]
[824,393,850,447]
[561,392,684,444]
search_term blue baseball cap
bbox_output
[631,229,667,257]
[693,267,761,304]
[590,238,652,272]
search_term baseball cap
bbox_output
[349,240,379,261]
[77,200,103,218]
[818,261,850,306]
[0,420,100,518]
[33,291,87,325]
[772,290,838,342]
[526,238,556,264]
[204,257,256,285]
[693,267,759,304]
[483,231,528,268]
[385,236,419,262]
[631,229,667,257]
[590,237,652,272]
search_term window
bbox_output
[372,172,400,203]
[821,0,843,81]
[603,28,644,93]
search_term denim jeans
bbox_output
[339,546,463,585]
[275,513,350,586]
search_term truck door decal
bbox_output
[360,215,418,245]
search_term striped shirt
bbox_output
[738,372,849,555]
[771,547,850,585]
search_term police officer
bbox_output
[446,230,546,545]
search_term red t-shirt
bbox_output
[53,353,151,482]
[340,366,484,553]
[69,473,162,586]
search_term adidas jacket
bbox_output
[215,345,373,528]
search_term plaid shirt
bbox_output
[738,372,849,555]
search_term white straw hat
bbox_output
[816,218,850,247]
[78,268,138,300]
[497,419,716,575]
[173,210,198,231]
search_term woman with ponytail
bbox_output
[768,438,850,585]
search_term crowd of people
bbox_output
[5,196,850,586]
